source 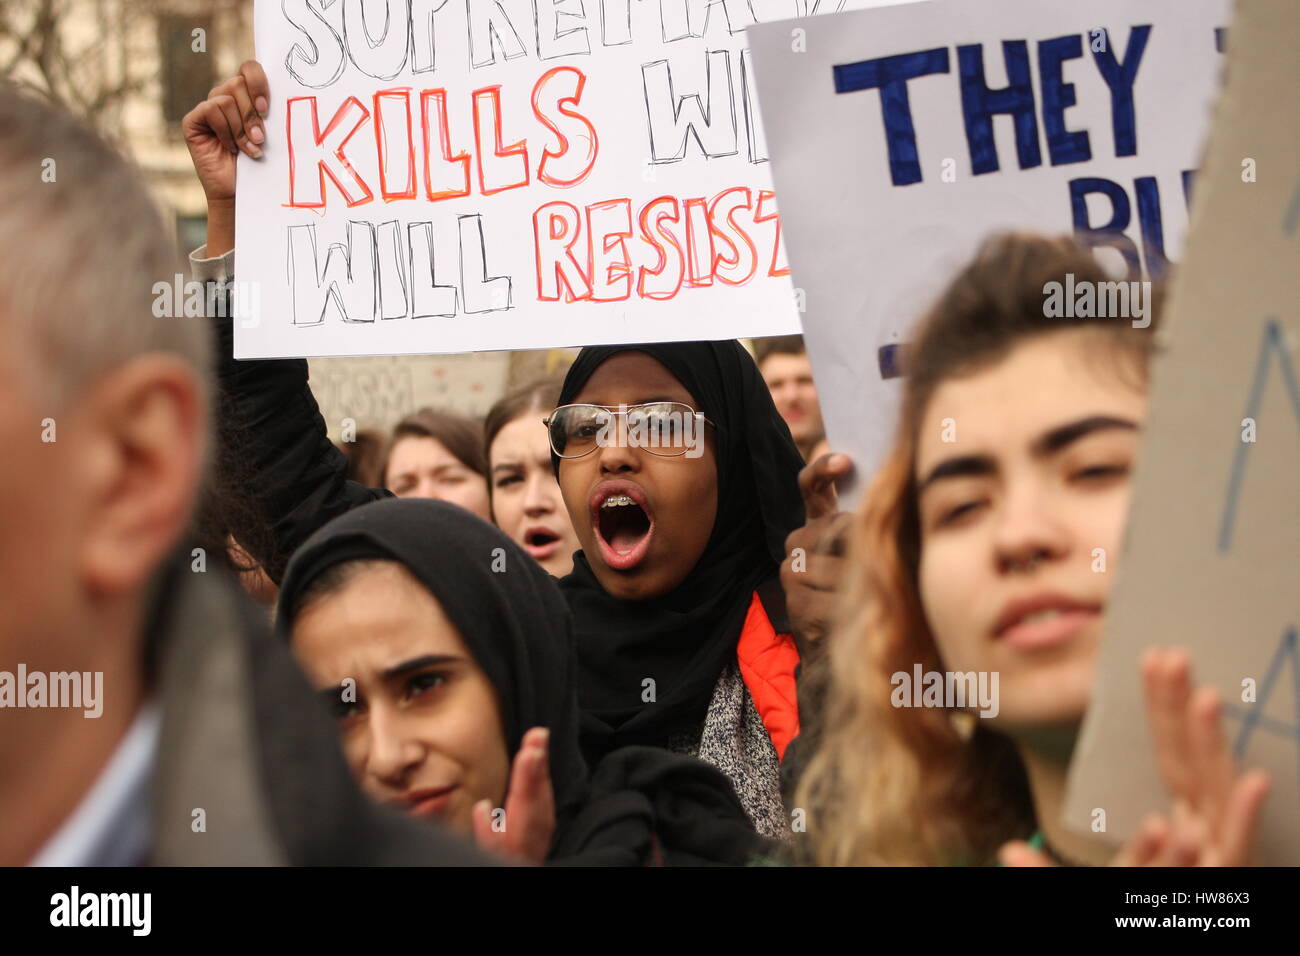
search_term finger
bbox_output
[239,59,271,117]
[786,551,845,592]
[1162,650,1196,793]
[214,88,262,159]
[832,512,852,556]
[1143,648,1195,800]
[782,525,810,566]
[508,728,550,807]
[783,513,853,561]
[523,731,556,860]
[1168,819,1204,867]
[782,585,830,646]
[1187,686,1233,827]
[1152,805,1203,866]
[1144,821,1183,867]
[503,729,553,862]
[798,453,853,521]
[1217,770,1270,866]
[470,798,497,850]
[203,99,239,155]
[789,517,852,561]
[501,730,547,839]
[210,95,247,156]
[817,511,854,557]
[998,841,1055,867]
[1111,815,1168,867]
[1130,816,1170,867]
[224,74,264,151]
[181,100,212,142]
[530,729,555,809]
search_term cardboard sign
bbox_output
[233,0,911,359]
[1064,0,1300,865]
[748,0,1227,499]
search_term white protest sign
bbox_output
[747,0,1228,500]
[1064,0,1300,864]
[233,0,912,359]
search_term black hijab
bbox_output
[276,497,766,865]
[552,341,806,761]
[276,498,590,832]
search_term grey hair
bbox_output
[0,83,212,407]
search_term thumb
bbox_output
[799,453,852,521]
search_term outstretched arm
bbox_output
[185,62,390,582]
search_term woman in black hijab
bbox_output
[276,496,765,865]
[549,342,807,838]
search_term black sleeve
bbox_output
[210,282,391,583]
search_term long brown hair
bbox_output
[797,233,1161,865]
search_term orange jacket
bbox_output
[736,588,801,762]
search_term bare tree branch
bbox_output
[0,0,251,143]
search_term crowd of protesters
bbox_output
[1,58,1271,868]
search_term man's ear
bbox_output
[78,354,207,599]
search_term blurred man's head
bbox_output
[754,335,824,459]
[0,85,211,860]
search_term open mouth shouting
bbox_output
[522,525,563,560]
[590,480,655,572]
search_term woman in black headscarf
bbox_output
[275,496,766,865]
[548,342,807,838]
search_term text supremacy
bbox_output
[277,0,793,327]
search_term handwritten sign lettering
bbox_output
[747,0,1227,492]
[234,0,911,358]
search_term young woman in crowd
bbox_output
[211,329,808,839]
[277,497,766,865]
[545,343,807,837]
[483,377,581,578]
[186,64,813,839]
[796,233,1271,866]
[381,407,491,521]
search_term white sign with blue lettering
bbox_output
[748,0,1228,495]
